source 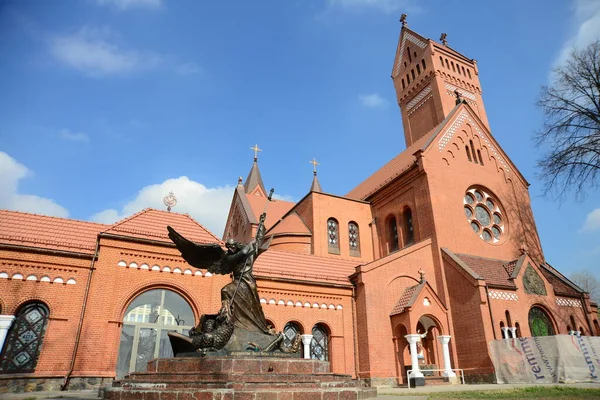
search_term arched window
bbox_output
[116,289,195,379]
[0,302,49,372]
[445,59,449,69]
[403,208,414,246]
[515,322,521,338]
[451,61,456,72]
[416,64,421,74]
[310,324,329,361]
[283,322,302,348]
[528,306,555,337]
[327,218,340,255]
[465,146,472,162]
[348,222,361,257]
[467,69,472,79]
[439,56,444,67]
[570,315,576,332]
[406,74,410,84]
[499,321,506,339]
[505,310,512,328]
[462,66,466,76]
[411,69,415,80]
[422,59,426,70]
[388,216,399,253]
[477,149,484,165]
[407,47,412,63]
[469,140,478,164]
[401,78,405,89]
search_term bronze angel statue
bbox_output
[167,190,300,356]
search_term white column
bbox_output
[509,327,517,338]
[301,334,313,360]
[405,334,424,378]
[437,335,456,378]
[576,331,582,337]
[501,327,509,339]
[0,315,15,351]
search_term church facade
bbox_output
[1,22,599,392]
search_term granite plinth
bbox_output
[104,357,376,400]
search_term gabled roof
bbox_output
[253,249,358,285]
[346,103,466,201]
[452,252,516,288]
[390,281,424,315]
[245,195,295,231]
[267,212,311,236]
[0,209,106,255]
[540,263,582,297]
[244,161,266,195]
[392,26,430,78]
[102,208,221,245]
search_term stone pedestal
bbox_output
[104,356,377,399]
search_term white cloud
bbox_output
[360,93,389,108]
[0,152,69,218]
[175,62,202,75]
[59,129,90,143]
[90,176,234,237]
[327,0,412,13]
[49,26,161,77]
[581,208,600,232]
[95,0,162,11]
[555,0,600,66]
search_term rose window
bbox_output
[464,188,505,243]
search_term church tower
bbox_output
[392,15,490,147]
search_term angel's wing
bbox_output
[167,226,228,272]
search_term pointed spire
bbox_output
[309,158,323,193]
[243,144,267,195]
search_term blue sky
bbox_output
[0,0,598,280]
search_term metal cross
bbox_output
[250,144,262,161]
[309,158,320,173]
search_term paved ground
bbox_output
[1,383,600,400]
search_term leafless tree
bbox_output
[535,40,600,199]
[570,270,600,303]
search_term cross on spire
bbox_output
[400,13,408,27]
[309,158,320,174]
[250,144,262,161]
[440,33,448,46]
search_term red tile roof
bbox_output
[0,209,106,254]
[103,208,221,245]
[345,129,433,200]
[267,212,311,236]
[254,249,358,285]
[245,195,295,230]
[454,253,516,288]
[390,283,423,315]
[540,264,581,297]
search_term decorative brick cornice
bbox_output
[487,290,518,301]
[437,109,511,173]
[556,297,582,307]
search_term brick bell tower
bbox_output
[392,15,490,147]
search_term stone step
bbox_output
[124,372,352,383]
[117,380,364,390]
[104,387,377,400]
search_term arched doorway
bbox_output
[528,306,555,337]
[416,316,441,367]
[116,289,195,379]
[0,302,50,372]
[393,323,409,382]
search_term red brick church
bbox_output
[1,21,598,392]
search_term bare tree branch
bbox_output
[535,40,600,200]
